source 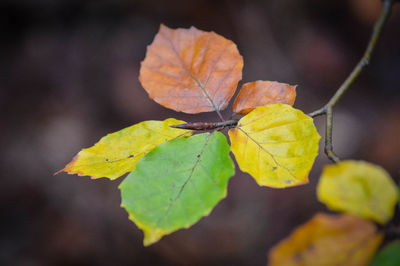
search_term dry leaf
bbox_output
[139,24,243,114]
[232,80,296,115]
[268,213,383,266]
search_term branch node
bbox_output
[360,58,370,67]
[324,148,340,163]
[306,0,395,162]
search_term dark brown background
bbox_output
[1,0,399,265]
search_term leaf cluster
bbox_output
[58,24,400,265]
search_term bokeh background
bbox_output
[1,0,399,265]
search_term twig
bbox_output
[308,0,395,163]
[171,119,239,130]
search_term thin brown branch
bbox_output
[308,0,395,163]
[171,119,239,130]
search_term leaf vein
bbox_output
[155,133,213,227]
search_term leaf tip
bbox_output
[53,169,64,176]
[143,228,165,246]
[159,23,168,31]
[55,154,80,176]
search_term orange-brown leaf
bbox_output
[232,80,296,115]
[139,24,243,114]
[268,213,383,266]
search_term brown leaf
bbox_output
[232,80,296,115]
[268,213,383,266]
[139,24,243,114]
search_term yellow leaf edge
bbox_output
[120,188,229,246]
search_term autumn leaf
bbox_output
[139,24,243,114]
[57,118,192,180]
[317,160,399,224]
[232,80,296,115]
[268,213,383,266]
[370,240,400,266]
[228,104,320,188]
[119,132,235,246]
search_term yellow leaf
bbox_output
[268,213,383,266]
[317,160,399,224]
[228,104,320,188]
[57,118,192,180]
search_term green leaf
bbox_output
[398,184,400,207]
[119,132,235,246]
[370,241,400,266]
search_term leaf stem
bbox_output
[308,0,395,163]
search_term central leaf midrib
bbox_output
[155,133,213,227]
[237,128,298,181]
[72,131,190,168]
[162,32,220,112]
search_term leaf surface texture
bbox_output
[317,160,399,224]
[119,132,235,245]
[229,104,320,188]
[57,119,191,180]
[233,80,296,115]
[268,213,383,266]
[139,25,243,114]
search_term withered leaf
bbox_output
[232,80,296,115]
[139,24,243,114]
[268,213,383,266]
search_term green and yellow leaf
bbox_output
[119,132,235,246]
[57,118,192,180]
[268,213,383,266]
[317,160,399,224]
[228,104,320,188]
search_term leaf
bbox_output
[370,240,400,266]
[119,132,235,246]
[398,183,400,207]
[232,80,297,115]
[139,24,243,114]
[228,104,320,188]
[268,213,383,266]
[57,118,192,180]
[317,160,399,224]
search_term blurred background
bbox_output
[1,0,399,265]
